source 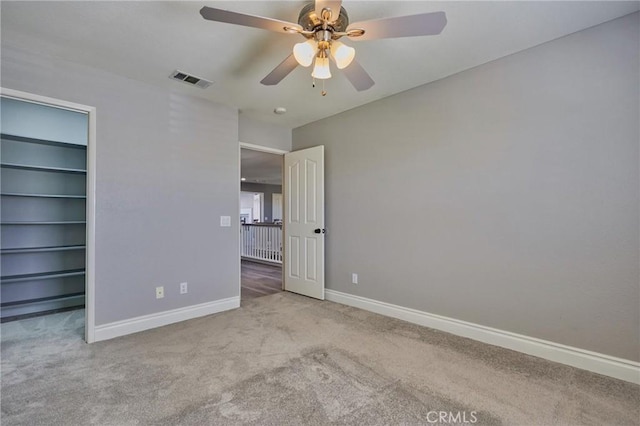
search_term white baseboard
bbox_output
[325,290,640,384]
[94,296,240,342]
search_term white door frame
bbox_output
[238,142,289,296]
[0,87,97,343]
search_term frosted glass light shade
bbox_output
[330,41,355,69]
[311,57,331,79]
[293,40,316,67]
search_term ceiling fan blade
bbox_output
[200,6,302,34]
[260,54,299,86]
[315,0,342,21]
[347,11,447,41]
[342,59,375,91]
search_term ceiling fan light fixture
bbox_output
[293,39,317,67]
[311,56,331,80]
[330,40,355,69]
[199,3,447,93]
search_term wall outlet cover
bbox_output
[156,286,164,299]
[220,216,231,227]
[180,282,188,294]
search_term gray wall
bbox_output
[1,45,240,325]
[293,13,639,361]
[241,183,282,222]
[239,114,292,152]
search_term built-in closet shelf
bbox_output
[1,100,88,320]
[0,192,86,199]
[1,133,87,150]
[1,245,86,255]
[1,292,85,308]
[1,221,86,225]
[1,269,86,284]
[0,162,86,174]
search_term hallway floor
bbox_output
[241,259,282,301]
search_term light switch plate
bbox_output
[220,216,231,227]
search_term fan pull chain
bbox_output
[311,78,327,96]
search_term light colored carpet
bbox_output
[1,292,638,425]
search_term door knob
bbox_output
[314,228,326,234]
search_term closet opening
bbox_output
[0,91,95,342]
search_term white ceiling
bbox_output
[241,148,283,185]
[1,1,638,129]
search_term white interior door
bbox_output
[240,192,255,222]
[284,145,324,300]
[272,193,283,221]
[253,193,263,222]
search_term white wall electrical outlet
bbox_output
[180,282,188,294]
[156,286,164,299]
[352,273,358,284]
[220,216,231,227]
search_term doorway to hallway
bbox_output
[240,146,284,303]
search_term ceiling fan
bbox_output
[199,1,447,95]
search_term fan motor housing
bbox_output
[298,3,349,34]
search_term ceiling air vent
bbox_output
[169,70,213,89]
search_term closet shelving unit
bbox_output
[1,133,87,320]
